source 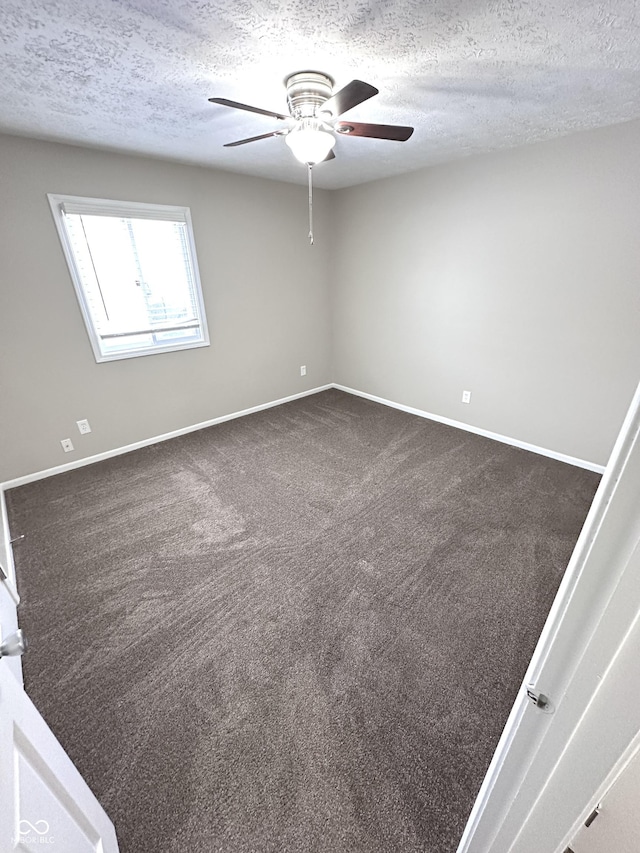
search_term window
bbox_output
[48,194,209,362]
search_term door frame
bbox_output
[0,488,22,685]
[0,487,19,602]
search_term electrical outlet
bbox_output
[300,365,307,376]
[76,419,91,435]
[61,438,74,453]
[462,390,472,404]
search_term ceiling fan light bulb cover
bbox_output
[286,125,336,164]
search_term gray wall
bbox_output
[0,135,333,481]
[332,119,640,467]
[2,120,640,481]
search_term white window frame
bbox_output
[47,194,210,363]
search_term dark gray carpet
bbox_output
[6,389,599,852]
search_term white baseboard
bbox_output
[1,385,333,491]
[332,384,606,474]
[1,381,604,492]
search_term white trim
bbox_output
[58,196,191,220]
[456,693,530,853]
[0,385,333,491]
[0,491,19,606]
[47,194,210,363]
[332,384,605,473]
[1,382,604,492]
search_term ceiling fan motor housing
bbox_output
[285,71,334,119]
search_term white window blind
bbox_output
[48,194,209,362]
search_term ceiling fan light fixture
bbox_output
[285,119,336,165]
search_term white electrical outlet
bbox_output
[300,365,307,376]
[61,438,74,453]
[76,419,91,435]
[462,390,472,404]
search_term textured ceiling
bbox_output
[2,0,640,189]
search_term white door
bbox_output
[0,653,119,853]
[569,745,640,853]
[0,507,119,853]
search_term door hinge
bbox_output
[0,629,28,658]
[526,686,554,713]
[585,805,601,828]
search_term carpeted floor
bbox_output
[6,389,600,852]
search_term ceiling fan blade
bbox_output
[322,149,336,162]
[336,121,414,141]
[209,97,290,122]
[318,80,378,118]
[224,130,286,147]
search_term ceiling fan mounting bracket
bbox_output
[284,71,334,119]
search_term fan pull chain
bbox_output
[308,163,314,245]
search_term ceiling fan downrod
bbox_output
[308,163,314,245]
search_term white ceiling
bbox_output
[2,0,640,190]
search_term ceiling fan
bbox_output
[209,71,414,165]
[209,72,414,243]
